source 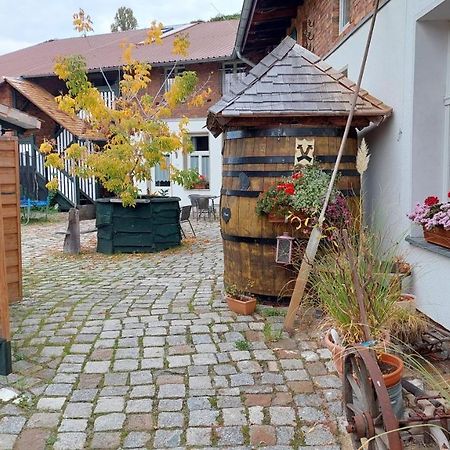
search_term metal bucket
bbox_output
[387,380,404,419]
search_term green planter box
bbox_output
[96,197,181,254]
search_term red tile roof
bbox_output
[0,20,239,78]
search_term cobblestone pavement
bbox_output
[0,216,349,449]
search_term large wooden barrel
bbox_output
[220,126,359,299]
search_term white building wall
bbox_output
[137,117,222,207]
[325,0,450,329]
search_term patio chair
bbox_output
[197,196,212,221]
[180,205,196,238]
[188,194,200,216]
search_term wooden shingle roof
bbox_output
[207,37,392,136]
[2,77,101,141]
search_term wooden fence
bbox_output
[0,136,22,302]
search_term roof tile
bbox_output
[0,20,239,78]
[3,77,100,140]
[207,36,392,136]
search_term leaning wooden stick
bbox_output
[284,0,382,332]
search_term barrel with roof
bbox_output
[207,37,392,299]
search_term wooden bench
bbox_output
[57,205,97,254]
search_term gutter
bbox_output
[234,0,257,67]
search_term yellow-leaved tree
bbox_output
[42,10,211,206]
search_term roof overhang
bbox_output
[236,0,302,62]
[0,104,41,132]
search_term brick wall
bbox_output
[147,61,223,119]
[291,0,376,57]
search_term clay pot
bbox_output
[324,330,346,375]
[397,293,416,313]
[324,330,403,387]
[226,295,257,315]
[379,352,404,388]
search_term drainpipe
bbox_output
[236,49,255,68]
[234,0,257,67]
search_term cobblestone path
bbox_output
[0,216,348,449]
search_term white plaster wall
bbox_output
[137,117,223,206]
[324,0,450,329]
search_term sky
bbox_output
[0,0,244,55]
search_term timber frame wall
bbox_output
[0,136,22,302]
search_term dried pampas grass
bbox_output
[356,138,370,175]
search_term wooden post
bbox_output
[0,192,12,375]
[63,208,81,254]
[284,0,382,332]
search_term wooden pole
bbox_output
[0,191,12,375]
[284,0,382,332]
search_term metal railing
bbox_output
[19,132,98,206]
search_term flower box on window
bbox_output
[409,194,450,249]
[423,227,450,249]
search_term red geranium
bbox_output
[284,183,295,195]
[276,183,294,195]
[424,196,440,207]
[292,172,303,180]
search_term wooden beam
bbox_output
[0,191,12,375]
[0,193,10,341]
[253,7,298,22]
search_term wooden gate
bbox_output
[0,136,22,302]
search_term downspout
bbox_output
[234,0,257,67]
[236,49,256,68]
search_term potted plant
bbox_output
[314,227,404,390]
[171,168,208,190]
[193,174,209,190]
[408,193,450,249]
[225,284,257,315]
[255,165,351,232]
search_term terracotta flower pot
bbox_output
[324,331,403,387]
[324,330,346,375]
[397,293,416,313]
[226,295,257,315]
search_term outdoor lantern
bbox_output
[276,232,295,264]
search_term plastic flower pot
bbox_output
[226,294,257,315]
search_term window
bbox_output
[222,62,248,96]
[187,136,210,185]
[155,154,171,187]
[164,66,185,92]
[339,0,351,33]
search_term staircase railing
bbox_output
[19,132,98,206]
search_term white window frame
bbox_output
[339,0,350,33]
[154,154,171,187]
[187,135,210,186]
[221,61,248,96]
[164,66,185,93]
